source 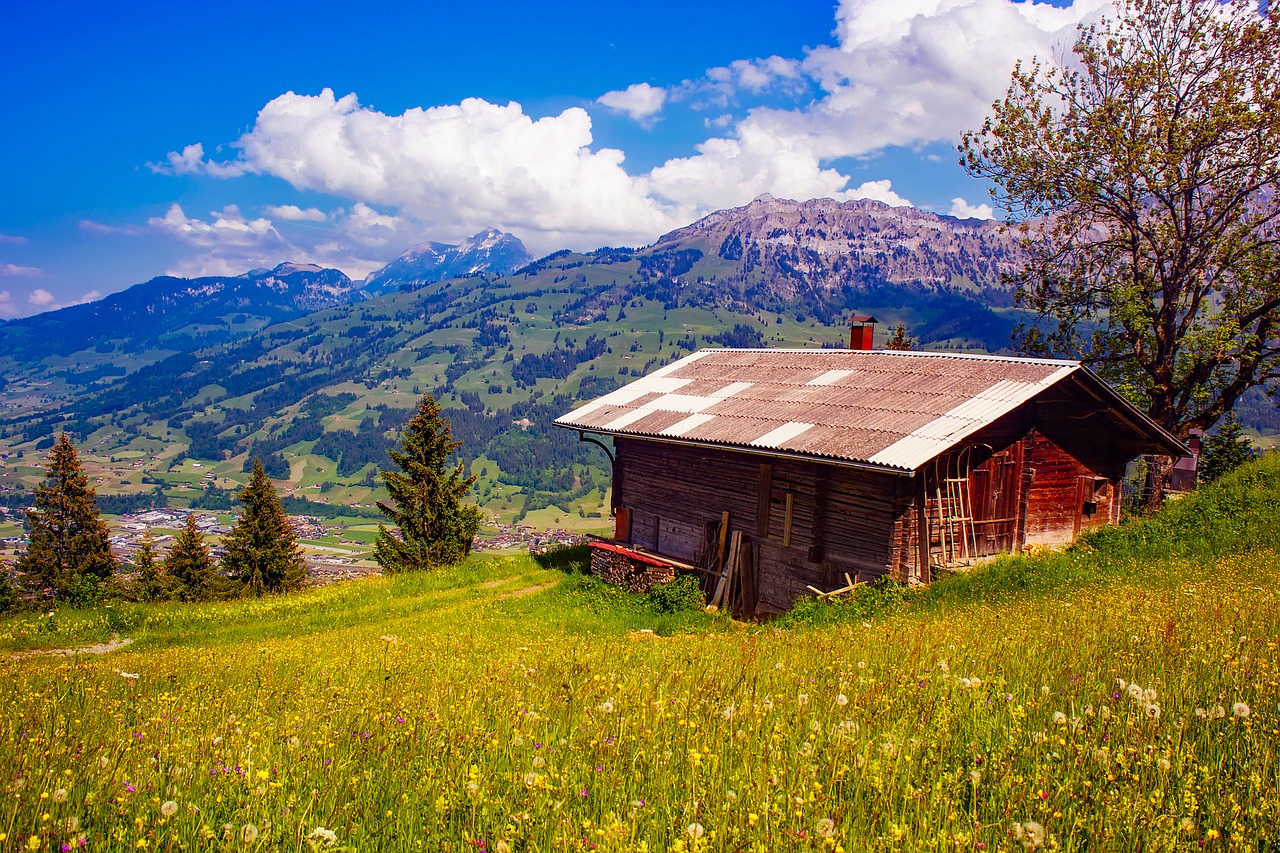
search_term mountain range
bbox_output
[361,228,534,297]
[0,196,1063,523]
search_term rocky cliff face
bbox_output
[648,194,1025,301]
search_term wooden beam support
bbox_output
[783,494,794,547]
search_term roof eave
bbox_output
[553,421,917,477]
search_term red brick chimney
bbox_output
[849,314,878,350]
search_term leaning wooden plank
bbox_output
[783,495,794,548]
[740,542,757,615]
[714,511,730,570]
[712,531,741,609]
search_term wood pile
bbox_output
[588,544,676,592]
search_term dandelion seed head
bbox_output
[686,822,705,839]
[1233,702,1250,718]
[160,800,178,817]
[1019,820,1045,849]
[816,818,836,839]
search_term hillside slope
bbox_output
[0,197,1035,523]
[3,458,1277,850]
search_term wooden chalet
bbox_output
[554,347,1185,615]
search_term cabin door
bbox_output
[970,446,1024,555]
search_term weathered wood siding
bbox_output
[1021,431,1118,546]
[613,438,913,613]
[612,425,1119,611]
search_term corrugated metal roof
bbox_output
[554,348,1177,472]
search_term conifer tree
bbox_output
[0,569,16,613]
[886,324,914,351]
[131,530,170,601]
[375,394,482,573]
[1198,414,1256,485]
[16,433,115,599]
[222,457,306,595]
[164,514,216,602]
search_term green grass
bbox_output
[2,461,1279,851]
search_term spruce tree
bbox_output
[164,514,216,602]
[16,433,116,599]
[222,457,306,595]
[374,394,482,573]
[1198,414,1256,485]
[886,324,914,351]
[131,530,168,601]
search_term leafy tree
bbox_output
[164,514,216,601]
[962,0,1280,477]
[375,394,482,572]
[1198,414,1257,484]
[15,433,116,599]
[222,457,306,595]
[886,324,914,351]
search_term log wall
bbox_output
[612,425,1121,611]
[613,439,913,613]
[1022,431,1119,545]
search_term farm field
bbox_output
[2,460,1279,851]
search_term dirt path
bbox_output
[9,633,134,660]
[497,582,556,599]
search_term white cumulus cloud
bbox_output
[149,204,284,250]
[265,204,328,222]
[0,290,16,318]
[848,180,912,207]
[28,288,56,306]
[0,233,28,245]
[1,262,42,277]
[598,82,668,122]
[155,0,1110,256]
[949,197,995,219]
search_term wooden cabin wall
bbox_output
[1022,431,1118,545]
[613,438,912,613]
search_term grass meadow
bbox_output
[3,460,1279,851]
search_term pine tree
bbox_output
[886,324,914,351]
[0,568,16,613]
[1198,414,1256,485]
[374,394,482,573]
[222,457,306,595]
[164,514,216,602]
[131,529,176,602]
[16,433,116,600]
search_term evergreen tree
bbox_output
[1198,414,1256,485]
[131,530,176,602]
[222,457,306,595]
[375,394,482,573]
[15,433,115,600]
[886,324,914,351]
[164,514,216,602]
[0,569,16,613]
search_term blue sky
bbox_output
[0,0,1102,318]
